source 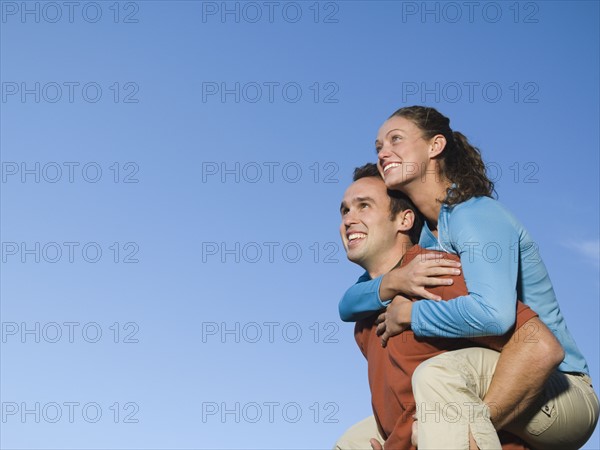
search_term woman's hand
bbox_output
[375,295,413,347]
[379,252,461,301]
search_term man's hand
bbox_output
[375,295,413,347]
[411,416,418,447]
[379,252,461,301]
[370,438,384,450]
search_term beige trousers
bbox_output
[412,348,600,450]
[334,415,384,450]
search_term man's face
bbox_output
[339,177,403,269]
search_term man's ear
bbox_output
[396,209,415,233]
[429,134,447,159]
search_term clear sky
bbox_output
[1,1,599,448]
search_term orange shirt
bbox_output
[354,246,537,450]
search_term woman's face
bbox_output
[375,116,433,190]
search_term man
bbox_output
[334,163,565,449]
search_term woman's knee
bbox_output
[412,353,459,389]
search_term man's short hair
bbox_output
[352,163,424,244]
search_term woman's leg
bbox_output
[334,415,385,450]
[412,348,600,450]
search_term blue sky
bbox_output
[1,1,599,448]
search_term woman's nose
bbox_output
[378,145,392,159]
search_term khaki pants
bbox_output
[334,415,384,450]
[412,348,600,450]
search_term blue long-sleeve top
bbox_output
[338,196,589,374]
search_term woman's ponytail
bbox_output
[441,131,495,205]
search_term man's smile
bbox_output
[347,232,367,247]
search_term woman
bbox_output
[338,106,599,449]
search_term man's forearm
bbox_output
[482,317,564,429]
